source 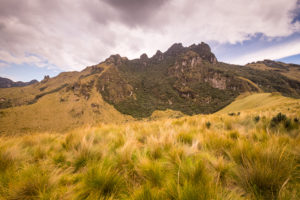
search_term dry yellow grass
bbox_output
[0,88,133,135]
[218,93,300,114]
[0,93,299,199]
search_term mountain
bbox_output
[1,42,300,134]
[246,59,300,81]
[0,77,38,88]
[96,43,300,118]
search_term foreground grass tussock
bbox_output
[0,98,299,199]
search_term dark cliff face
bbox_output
[0,77,38,88]
[95,43,259,118]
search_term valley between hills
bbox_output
[0,43,299,199]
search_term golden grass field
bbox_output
[0,93,299,199]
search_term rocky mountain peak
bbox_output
[105,54,128,65]
[159,42,217,64]
[151,50,164,61]
[140,53,148,60]
[41,75,50,83]
[165,43,185,56]
[188,42,217,64]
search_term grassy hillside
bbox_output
[0,70,87,109]
[218,92,298,114]
[0,93,299,199]
[0,87,133,135]
[247,60,300,82]
[0,63,135,135]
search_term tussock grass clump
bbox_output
[231,141,296,199]
[73,149,92,172]
[177,131,194,145]
[165,157,225,200]
[61,133,81,151]
[228,130,240,140]
[76,163,127,199]
[132,185,165,200]
[6,166,54,200]
[52,152,66,166]
[137,158,166,187]
[204,132,234,157]
[210,156,233,185]
[32,145,46,162]
[0,148,15,172]
[73,146,101,172]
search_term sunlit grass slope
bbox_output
[0,87,133,135]
[218,92,299,114]
[0,93,299,199]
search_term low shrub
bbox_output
[254,116,260,123]
[270,113,287,127]
[206,121,211,129]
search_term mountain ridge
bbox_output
[0,77,38,88]
[95,42,300,117]
[1,42,300,133]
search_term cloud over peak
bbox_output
[0,0,299,76]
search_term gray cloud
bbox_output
[102,0,169,26]
[0,22,5,30]
[0,0,299,73]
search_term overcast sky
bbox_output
[0,0,300,81]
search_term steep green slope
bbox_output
[96,43,300,118]
[97,43,261,118]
